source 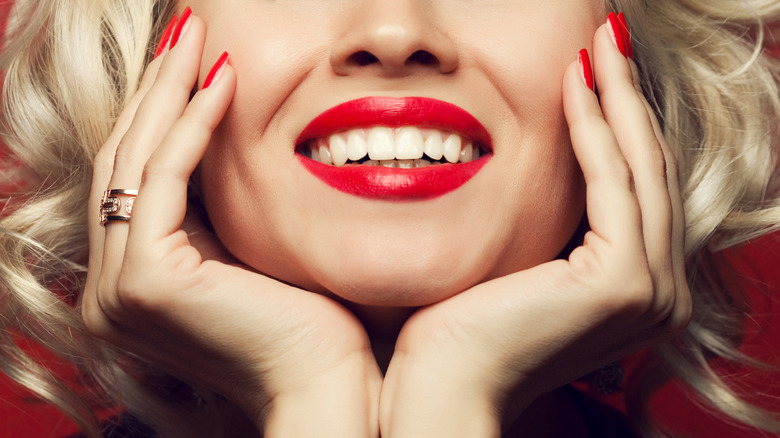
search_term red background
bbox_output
[1,3,779,437]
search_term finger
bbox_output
[128,55,235,251]
[87,54,167,254]
[107,13,204,192]
[627,59,691,325]
[592,21,676,307]
[96,14,206,309]
[84,51,168,320]
[562,52,644,257]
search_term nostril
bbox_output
[344,50,439,68]
[347,51,380,66]
[407,50,437,66]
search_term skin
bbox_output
[193,0,595,307]
[82,1,691,437]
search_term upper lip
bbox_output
[295,96,493,148]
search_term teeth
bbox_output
[442,133,461,163]
[318,139,332,165]
[329,134,348,167]
[423,131,444,161]
[460,141,473,163]
[311,144,320,162]
[305,126,483,167]
[367,127,395,160]
[395,127,424,160]
[346,130,368,161]
[379,160,398,168]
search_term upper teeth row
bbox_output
[304,126,482,167]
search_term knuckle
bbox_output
[81,298,107,337]
[113,136,148,171]
[152,71,195,103]
[664,146,679,175]
[90,269,152,324]
[114,272,155,315]
[598,270,655,318]
[647,144,668,181]
[92,146,116,177]
[569,114,606,139]
[141,156,180,181]
[664,289,693,336]
[649,293,676,326]
[114,267,179,318]
[94,276,125,321]
[82,285,116,340]
[177,112,203,129]
[178,110,214,137]
[621,274,655,315]
[605,159,634,191]
[669,302,693,334]
[645,282,692,340]
[138,63,160,90]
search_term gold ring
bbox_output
[100,189,138,226]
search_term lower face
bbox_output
[188,0,602,307]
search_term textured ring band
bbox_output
[100,189,138,226]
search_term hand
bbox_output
[380,18,691,437]
[81,12,380,436]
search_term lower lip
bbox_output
[298,155,491,200]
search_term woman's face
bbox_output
[185,0,602,306]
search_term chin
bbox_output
[314,268,479,307]
[295,235,491,307]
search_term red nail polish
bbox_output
[202,52,230,89]
[618,12,633,59]
[607,12,628,58]
[578,49,594,92]
[154,15,178,58]
[170,6,192,49]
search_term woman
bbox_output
[1,0,779,436]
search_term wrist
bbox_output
[262,354,382,438]
[380,352,502,438]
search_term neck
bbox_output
[343,302,416,373]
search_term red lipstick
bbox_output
[297,97,492,200]
[297,97,492,145]
[298,156,489,199]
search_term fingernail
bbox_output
[170,6,192,49]
[607,12,628,58]
[154,15,178,58]
[618,12,633,59]
[202,52,230,89]
[578,49,594,92]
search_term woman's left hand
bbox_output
[379,18,691,437]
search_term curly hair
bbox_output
[608,0,780,434]
[1,0,779,436]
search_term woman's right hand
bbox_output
[81,12,381,437]
[378,16,691,437]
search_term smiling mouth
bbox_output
[298,126,489,168]
[296,96,492,199]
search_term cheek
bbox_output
[195,4,330,136]
[198,127,300,271]
[489,132,585,279]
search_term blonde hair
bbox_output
[1,0,779,436]
[607,0,780,434]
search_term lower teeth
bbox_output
[301,144,482,167]
[348,158,442,168]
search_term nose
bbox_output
[329,1,459,77]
